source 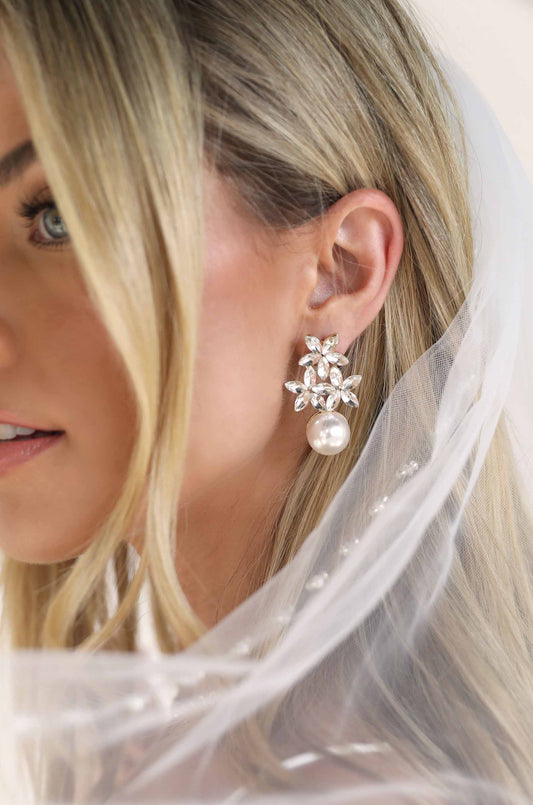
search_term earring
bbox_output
[284,334,362,455]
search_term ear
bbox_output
[298,188,404,356]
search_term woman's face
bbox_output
[0,54,318,565]
[0,53,403,584]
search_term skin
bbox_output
[0,52,404,627]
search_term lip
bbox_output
[0,432,65,478]
[0,409,63,431]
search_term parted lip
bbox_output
[0,410,63,432]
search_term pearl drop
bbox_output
[306,411,350,455]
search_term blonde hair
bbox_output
[0,0,531,798]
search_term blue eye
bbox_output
[16,191,71,250]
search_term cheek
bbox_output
[182,260,288,496]
[0,310,138,565]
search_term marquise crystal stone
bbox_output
[305,335,323,353]
[285,381,306,395]
[312,383,332,395]
[304,366,316,387]
[310,394,327,411]
[295,392,310,412]
[317,356,330,380]
[325,391,340,411]
[327,352,349,366]
[321,334,338,352]
[299,352,317,367]
[341,390,359,408]
[299,332,349,372]
[329,366,343,386]
[342,375,361,389]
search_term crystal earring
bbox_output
[284,334,362,455]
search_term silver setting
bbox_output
[285,334,362,413]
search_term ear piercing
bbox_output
[284,334,361,455]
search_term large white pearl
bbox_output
[306,411,350,455]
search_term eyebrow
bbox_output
[0,139,38,189]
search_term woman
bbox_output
[0,0,530,802]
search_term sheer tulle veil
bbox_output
[0,42,532,805]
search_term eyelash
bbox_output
[16,192,70,250]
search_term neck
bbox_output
[175,442,304,628]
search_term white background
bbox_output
[412,0,533,183]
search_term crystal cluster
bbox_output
[285,334,361,413]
